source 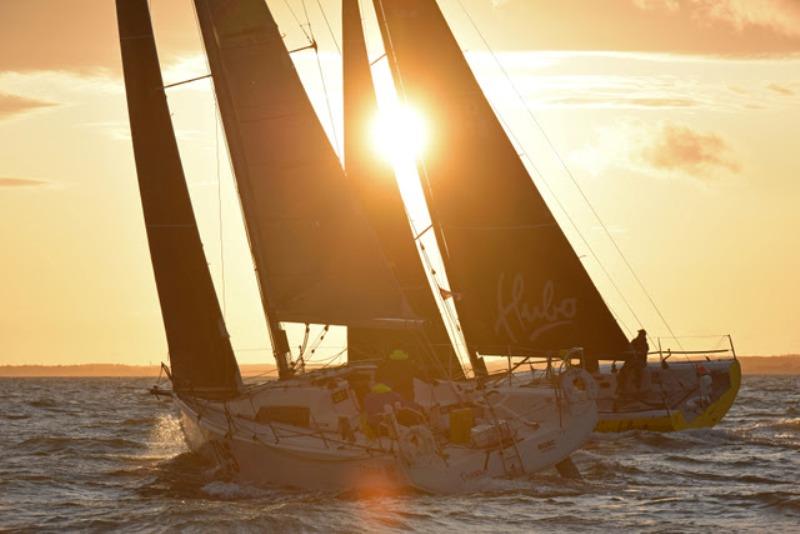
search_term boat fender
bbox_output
[561,368,598,401]
[398,426,437,463]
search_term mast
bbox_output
[193,0,419,379]
[342,0,464,379]
[372,0,630,369]
[115,0,242,398]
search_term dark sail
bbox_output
[342,0,464,379]
[193,0,417,338]
[373,0,630,365]
[116,0,241,398]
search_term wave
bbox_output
[2,375,800,532]
[201,481,276,500]
[1,413,31,420]
[769,418,800,432]
[714,490,800,513]
[13,436,141,455]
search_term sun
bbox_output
[369,103,429,164]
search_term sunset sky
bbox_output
[1,0,798,367]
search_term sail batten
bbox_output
[116,0,241,398]
[373,0,630,366]
[342,0,464,379]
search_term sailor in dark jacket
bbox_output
[631,329,649,367]
[374,349,420,401]
[619,329,649,394]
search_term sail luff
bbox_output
[192,0,294,379]
[372,0,630,367]
[342,0,464,379]
[115,0,242,398]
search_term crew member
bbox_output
[375,349,420,401]
[363,382,402,429]
[363,383,424,431]
[619,329,649,394]
[631,329,649,365]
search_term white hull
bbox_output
[399,383,597,492]
[174,366,598,493]
[178,398,403,492]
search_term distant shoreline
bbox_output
[0,363,277,378]
[1,355,798,377]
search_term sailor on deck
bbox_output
[375,349,419,401]
[619,329,649,394]
[363,382,425,433]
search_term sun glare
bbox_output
[370,103,429,164]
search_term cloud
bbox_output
[470,0,800,55]
[0,177,49,188]
[0,93,56,121]
[633,0,800,38]
[545,96,699,109]
[638,123,740,177]
[569,121,741,182]
[691,0,800,38]
[767,83,795,95]
[633,0,680,12]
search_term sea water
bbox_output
[0,375,797,532]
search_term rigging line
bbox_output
[454,0,682,348]
[307,324,330,356]
[319,348,348,369]
[297,323,311,359]
[400,208,467,368]
[302,0,342,155]
[314,0,341,54]
[416,237,472,374]
[385,187,469,375]
[359,0,382,66]
[373,0,474,374]
[375,1,484,379]
[282,0,313,43]
[215,94,227,316]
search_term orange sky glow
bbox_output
[1,0,798,366]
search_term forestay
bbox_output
[342,0,464,379]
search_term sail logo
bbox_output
[494,273,577,343]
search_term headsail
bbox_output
[373,0,630,365]
[193,0,417,328]
[342,0,464,379]
[116,0,241,398]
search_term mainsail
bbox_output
[342,0,464,379]
[373,0,630,366]
[116,0,242,398]
[193,0,420,376]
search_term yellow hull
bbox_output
[595,359,741,433]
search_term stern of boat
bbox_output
[596,356,741,432]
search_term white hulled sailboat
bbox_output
[116,0,598,493]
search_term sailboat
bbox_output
[116,0,598,493]
[369,0,740,432]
